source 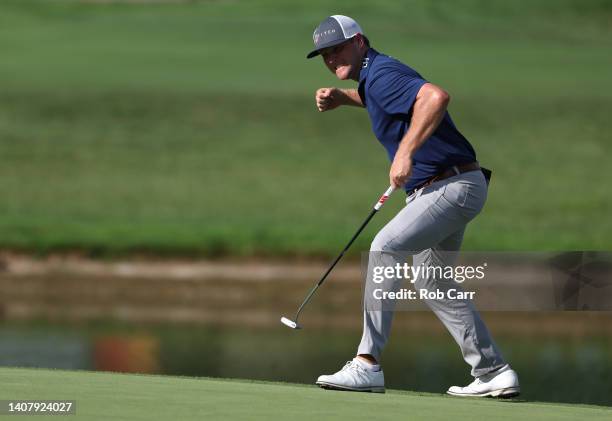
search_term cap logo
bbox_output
[314,28,336,43]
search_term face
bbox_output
[320,37,363,81]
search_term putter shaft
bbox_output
[290,185,395,325]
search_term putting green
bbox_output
[0,367,609,420]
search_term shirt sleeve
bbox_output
[368,66,427,117]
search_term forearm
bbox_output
[338,88,364,107]
[396,88,449,159]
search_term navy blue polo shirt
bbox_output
[358,48,476,192]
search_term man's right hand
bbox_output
[315,87,342,112]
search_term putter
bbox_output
[281,185,396,330]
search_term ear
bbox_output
[354,33,366,49]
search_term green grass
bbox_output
[1,0,611,256]
[0,367,610,420]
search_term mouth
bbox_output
[335,64,352,79]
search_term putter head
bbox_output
[280,317,301,330]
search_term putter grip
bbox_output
[374,185,395,210]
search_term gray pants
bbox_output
[357,169,506,377]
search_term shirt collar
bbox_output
[359,48,379,83]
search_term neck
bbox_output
[350,48,369,81]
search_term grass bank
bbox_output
[1,0,611,256]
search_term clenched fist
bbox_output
[315,87,343,112]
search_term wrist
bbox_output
[337,88,350,105]
[398,145,416,160]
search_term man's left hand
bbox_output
[389,155,413,189]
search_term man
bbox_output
[307,15,520,397]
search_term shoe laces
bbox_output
[342,360,368,376]
[468,378,484,388]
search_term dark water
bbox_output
[0,319,610,407]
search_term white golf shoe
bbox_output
[447,364,520,398]
[316,358,385,393]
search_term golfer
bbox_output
[308,15,520,397]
